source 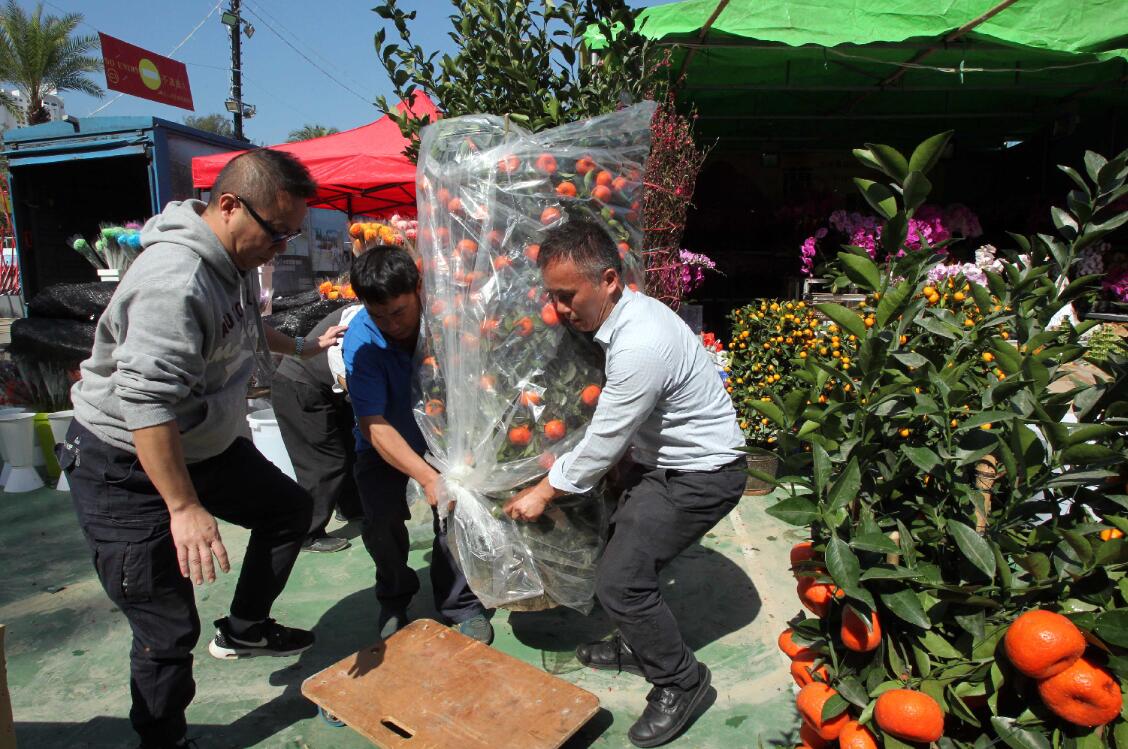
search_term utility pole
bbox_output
[222,0,254,141]
[230,0,243,140]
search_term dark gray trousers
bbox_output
[597,458,746,688]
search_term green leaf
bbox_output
[747,399,786,427]
[908,131,953,175]
[839,251,882,291]
[1095,609,1128,648]
[948,521,997,581]
[1018,552,1051,580]
[812,442,830,497]
[920,630,963,659]
[765,497,819,526]
[860,566,920,581]
[900,444,941,473]
[1061,443,1122,464]
[853,178,899,220]
[902,170,931,214]
[820,693,850,722]
[990,716,1052,749]
[914,314,958,340]
[880,588,931,629]
[826,535,861,589]
[815,302,867,339]
[1062,529,1096,565]
[876,279,912,328]
[852,147,884,172]
[867,142,910,182]
[1084,150,1108,183]
[836,676,869,708]
[826,458,861,512]
[1058,164,1092,196]
[1051,206,1079,238]
[851,533,901,554]
[893,351,929,368]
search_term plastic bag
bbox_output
[10,318,96,363]
[414,102,656,612]
[27,283,116,322]
[264,299,349,338]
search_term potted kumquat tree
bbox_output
[759,133,1128,748]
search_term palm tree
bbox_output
[0,1,102,125]
[184,113,234,137]
[288,124,339,142]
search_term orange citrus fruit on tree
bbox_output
[837,720,878,749]
[1036,657,1122,727]
[543,419,567,442]
[798,722,831,748]
[874,689,944,742]
[541,303,560,326]
[1004,609,1086,679]
[790,541,821,571]
[574,155,596,175]
[796,577,842,618]
[423,400,444,417]
[1100,528,1124,541]
[534,153,557,174]
[796,682,849,740]
[514,317,534,337]
[507,425,532,447]
[540,207,562,225]
[791,656,828,688]
[580,385,601,407]
[778,628,812,659]
[840,607,881,652]
[518,391,541,408]
[591,185,612,203]
[555,181,577,198]
[525,243,541,262]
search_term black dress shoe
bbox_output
[627,663,712,748]
[575,633,645,676]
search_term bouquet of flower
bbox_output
[414,102,654,612]
[800,204,981,276]
[347,215,418,255]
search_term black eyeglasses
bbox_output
[235,195,303,244]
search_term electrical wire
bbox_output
[238,3,374,105]
[241,0,371,96]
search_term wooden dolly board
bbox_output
[301,619,600,748]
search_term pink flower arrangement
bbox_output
[1102,267,1128,303]
[800,204,981,276]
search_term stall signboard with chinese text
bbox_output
[99,33,194,111]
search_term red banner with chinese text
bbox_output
[99,33,194,111]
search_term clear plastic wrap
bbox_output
[414,102,655,613]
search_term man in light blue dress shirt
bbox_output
[505,220,747,748]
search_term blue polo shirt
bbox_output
[343,311,426,455]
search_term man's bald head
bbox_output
[209,148,316,211]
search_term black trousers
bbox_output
[63,420,312,747]
[271,375,362,537]
[353,448,484,624]
[597,459,746,689]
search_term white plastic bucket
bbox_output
[246,409,296,480]
[0,412,44,493]
[48,410,74,492]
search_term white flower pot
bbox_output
[48,410,73,492]
[0,406,27,487]
[0,412,44,492]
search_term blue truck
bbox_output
[2,116,247,299]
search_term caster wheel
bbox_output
[320,706,345,727]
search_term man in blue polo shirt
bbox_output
[343,246,492,643]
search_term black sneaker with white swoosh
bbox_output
[208,617,315,660]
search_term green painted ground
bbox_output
[2,485,805,748]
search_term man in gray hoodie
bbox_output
[61,149,344,749]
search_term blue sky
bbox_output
[39,0,674,145]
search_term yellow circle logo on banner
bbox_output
[138,58,161,90]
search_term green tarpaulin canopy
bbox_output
[626,0,1128,150]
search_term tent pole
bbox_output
[675,0,731,81]
[347,196,353,221]
[842,0,1021,111]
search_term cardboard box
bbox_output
[0,625,14,749]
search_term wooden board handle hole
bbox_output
[381,718,414,739]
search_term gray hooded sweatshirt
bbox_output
[72,199,267,463]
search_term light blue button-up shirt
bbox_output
[548,287,745,494]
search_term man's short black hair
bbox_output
[538,218,622,281]
[210,148,316,209]
[350,246,419,305]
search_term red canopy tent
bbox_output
[191,92,439,217]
